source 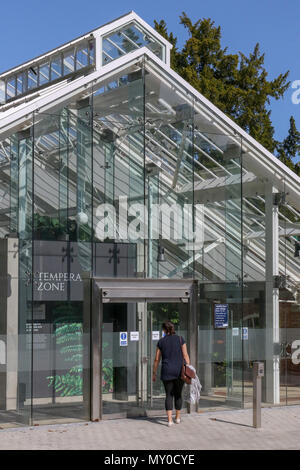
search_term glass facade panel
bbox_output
[92,68,145,277]
[76,45,89,70]
[145,68,195,279]
[6,77,16,100]
[17,129,33,425]
[30,105,93,423]
[27,67,38,90]
[0,80,5,103]
[63,50,75,76]
[0,135,17,426]
[193,131,244,408]
[39,62,50,86]
[51,56,62,81]
[16,73,24,96]
[89,41,95,65]
[279,183,300,405]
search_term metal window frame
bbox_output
[101,20,166,67]
[2,39,96,106]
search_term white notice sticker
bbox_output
[130,331,139,342]
[152,331,160,341]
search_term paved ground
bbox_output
[1,406,300,450]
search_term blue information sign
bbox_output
[242,327,248,340]
[214,304,229,328]
[120,332,128,346]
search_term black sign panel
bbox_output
[32,241,137,301]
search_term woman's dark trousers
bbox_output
[163,379,184,411]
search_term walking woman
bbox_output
[152,320,190,426]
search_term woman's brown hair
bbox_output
[162,320,175,335]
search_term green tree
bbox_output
[154,19,184,71]
[154,13,300,170]
[277,116,300,176]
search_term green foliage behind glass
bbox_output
[33,213,92,241]
[47,302,83,397]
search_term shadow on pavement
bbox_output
[210,418,253,428]
[126,416,171,427]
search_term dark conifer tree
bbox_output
[277,116,300,176]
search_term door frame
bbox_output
[279,299,300,406]
[86,278,198,421]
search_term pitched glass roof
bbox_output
[0,12,169,107]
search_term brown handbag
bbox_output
[180,336,196,384]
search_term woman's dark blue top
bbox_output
[157,334,185,381]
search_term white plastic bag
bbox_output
[184,365,202,404]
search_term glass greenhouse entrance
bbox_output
[0,12,300,428]
[102,301,188,418]
[89,279,197,420]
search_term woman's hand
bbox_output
[152,347,161,382]
[181,343,190,365]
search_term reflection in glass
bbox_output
[63,51,75,75]
[102,22,164,65]
[51,56,62,81]
[6,77,16,100]
[39,62,50,86]
[27,67,38,90]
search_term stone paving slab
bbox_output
[1,406,300,450]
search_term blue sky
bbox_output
[1,0,299,147]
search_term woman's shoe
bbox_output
[168,420,174,427]
[175,418,181,424]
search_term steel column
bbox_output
[265,186,280,404]
[91,280,101,421]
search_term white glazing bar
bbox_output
[102,50,114,62]
[265,185,280,404]
[148,182,153,278]
[120,31,140,49]
[165,46,170,66]
[145,102,218,178]
[105,37,127,55]
[146,99,229,177]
